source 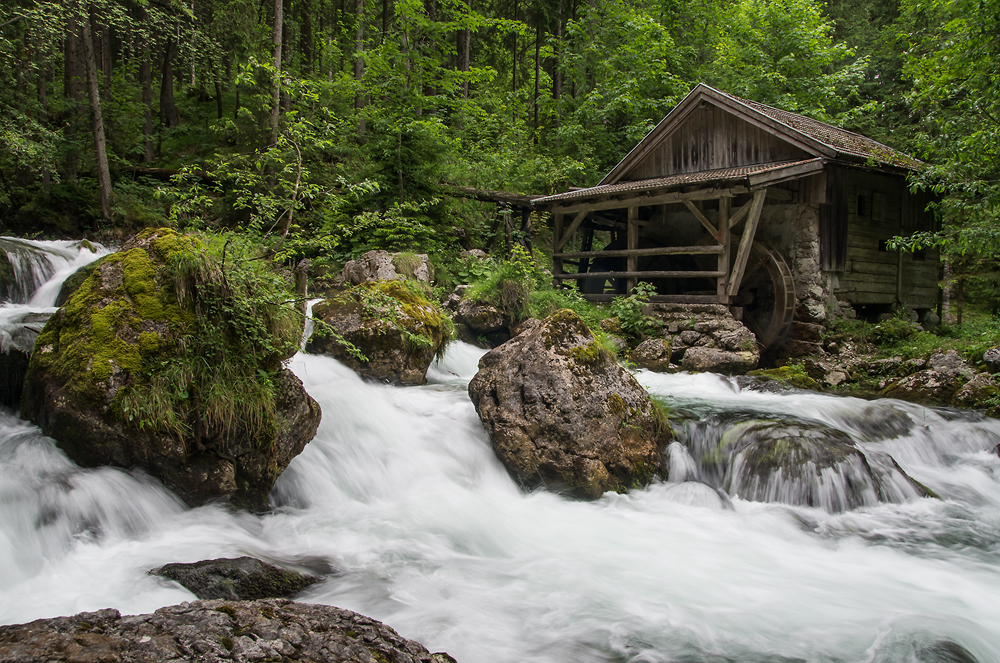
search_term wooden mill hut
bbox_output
[533,83,938,348]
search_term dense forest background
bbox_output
[0,0,998,303]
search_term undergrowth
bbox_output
[113,232,301,448]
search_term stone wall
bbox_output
[756,203,827,325]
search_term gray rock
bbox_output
[151,557,323,601]
[824,370,847,387]
[468,309,669,499]
[983,345,1000,373]
[678,330,702,346]
[681,346,758,374]
[341,250,434,285]
[630,338,673,372]
[927,349,972,375]
[0,599,457,663]
[455,299,506,333]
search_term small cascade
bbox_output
[0,237,110,406]
[641,370,997,513]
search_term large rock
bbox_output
[468,309,670,499]
[341,250,434,285]
[306,281,447,385]
[681,346,758,374]
[0,600,456,663]
[150,557,322,600]
[21,229,321,511]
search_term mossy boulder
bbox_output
[21,228,321,511]
[468,308,670,499]
[306,280,447,385]
[54,260,102,307]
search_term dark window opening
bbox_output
[914,250,927,261]
[857,193,869,217]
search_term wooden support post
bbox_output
[554,210,588,251]
[553,213,564,287]
[896,247,903,306]
[727,188,767,298]
[718,196,731,303]
[521,209,533,253]
[684,199,721,241]
[627,206,639,293]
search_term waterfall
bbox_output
[0,238,110,354]
[0,256,998,661]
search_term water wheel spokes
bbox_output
[733,242,795,349]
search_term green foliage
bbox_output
[705,0,866,118]
[467,245,537,323]
[872,316,918,344]
[608,281,659,337]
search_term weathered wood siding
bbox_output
[831,168,939,308]
[626,104,810,180]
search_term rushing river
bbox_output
[2,241,1000,662]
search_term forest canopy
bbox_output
[0,0,997,305]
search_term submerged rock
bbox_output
[306,280,447,385]
[21,229,321,510]
[0,599,457,663]
[468,308,670,499]
[719,420,928,512]
[150,557,322,600]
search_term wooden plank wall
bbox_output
[833,168,939,308]
[628,105,810,179]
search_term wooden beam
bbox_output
[727,188,767,297]
[718,196,731,303]
[627,206,639,292]
[555,270,726,279]
[555,245,724,259]
[728,198,753,230]
[747,158,825,188]
[548,186,748,216]
[554,210,588,251]
[683,199,721,242]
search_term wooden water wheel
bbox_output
[732,242,796,349]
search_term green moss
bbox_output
[607,392,628,416]
[215,605,237,617]
[570,341,605,365]
[221,637,234,651]
[542,309,594,350]
[747,365,821,391]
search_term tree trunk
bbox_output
[140,37,154,162]
[79,3,112,226]
[554,0,562,101]
[214,77,224,119]
[270,0,283,146]
[160,39,180,128]
[533,22,540,144]
[63,25,85,182]
[354,0,365,135]
[459,26,470,98]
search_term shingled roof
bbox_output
[598,83,921,187]
[535,159,823,205]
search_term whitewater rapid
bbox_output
[1,338,1000,662]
